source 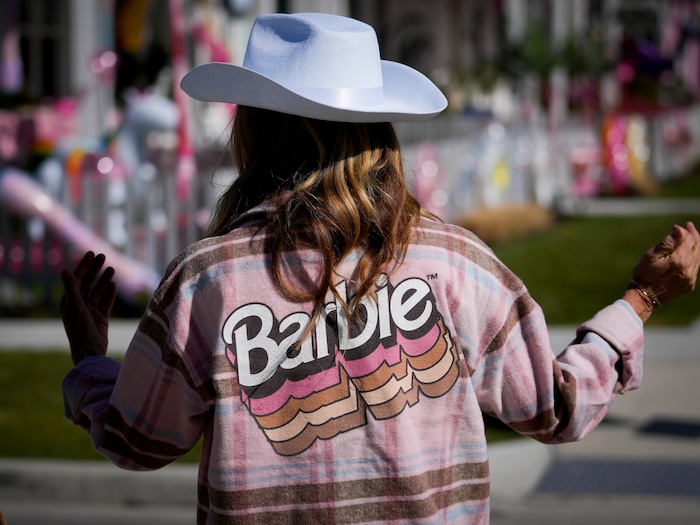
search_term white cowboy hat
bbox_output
[181,12,447,123]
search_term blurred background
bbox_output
[1,0,700,315]
[1,4,700,520]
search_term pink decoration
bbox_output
[169,0,196,201]
[191,22,230,63]
[0,168,160,301]
[0,111,19,160]
[90,50,118,86]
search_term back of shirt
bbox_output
[149,215,496,523]
[67,211,642,524]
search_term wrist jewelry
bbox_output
[629,279,662,309]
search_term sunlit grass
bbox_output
[0,351,202,462]
[493,214,700,326]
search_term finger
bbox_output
[72,251,96,281]
[673,224,700,258]
[686,222,700,256]
[653,231,677,257]
[673,222,700,245]
[99,281,118,316]
[59,269,76,316]
[59,269,91,327]
[60,269,83,307]
[91,266,115,296]
[89,266,115,309]
[81,253,107,297]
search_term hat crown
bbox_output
[180,12,447,122]
[243,13,383,92]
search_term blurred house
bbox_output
[2,0,700,312]
[2,0,699,158]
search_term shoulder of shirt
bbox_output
[153,230,250,299]
[415,215,494,253]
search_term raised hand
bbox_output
[59,251,117,365]
[625,221,700,320]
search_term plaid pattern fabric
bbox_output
[63,209,644,524]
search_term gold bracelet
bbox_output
[629,279,662,309]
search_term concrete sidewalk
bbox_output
[556,196,700,217]
[493,318,700,523]
[1,319,700,524]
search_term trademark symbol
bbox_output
[427,273,438,280]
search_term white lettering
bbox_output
[390,279,432,332]
[377,284,392,339]
[314,304,334,359]
[280,312,314,369]
[335,281,378,350]
[223,276,437,388]
[222,303,282,387]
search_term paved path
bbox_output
[1,317,699,523]
[556,196,700,217]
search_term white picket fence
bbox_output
[2,107,700,312]
[397,105,700,221]
[0,142,228,311]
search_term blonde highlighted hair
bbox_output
[207,106,431,323]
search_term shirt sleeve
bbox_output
[471,295,644,445]
[62,355,122,446]
[62,276,216,471]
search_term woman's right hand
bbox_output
[623,221,700,321]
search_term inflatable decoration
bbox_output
[0,168,160,302]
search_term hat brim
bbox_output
[181,61,447,123]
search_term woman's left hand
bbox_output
[59,251,117,365]
[624,221,700,320]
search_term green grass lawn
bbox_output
[0,350,203,462]
[0,350,514,461]
[0,351,107,461]
[492,163,700,326]
[493,214,700,326]
[655,166,700,197]
[2,167,700,461]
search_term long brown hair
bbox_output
[207,106,430,324]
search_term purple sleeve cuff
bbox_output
[62,356,122,426]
